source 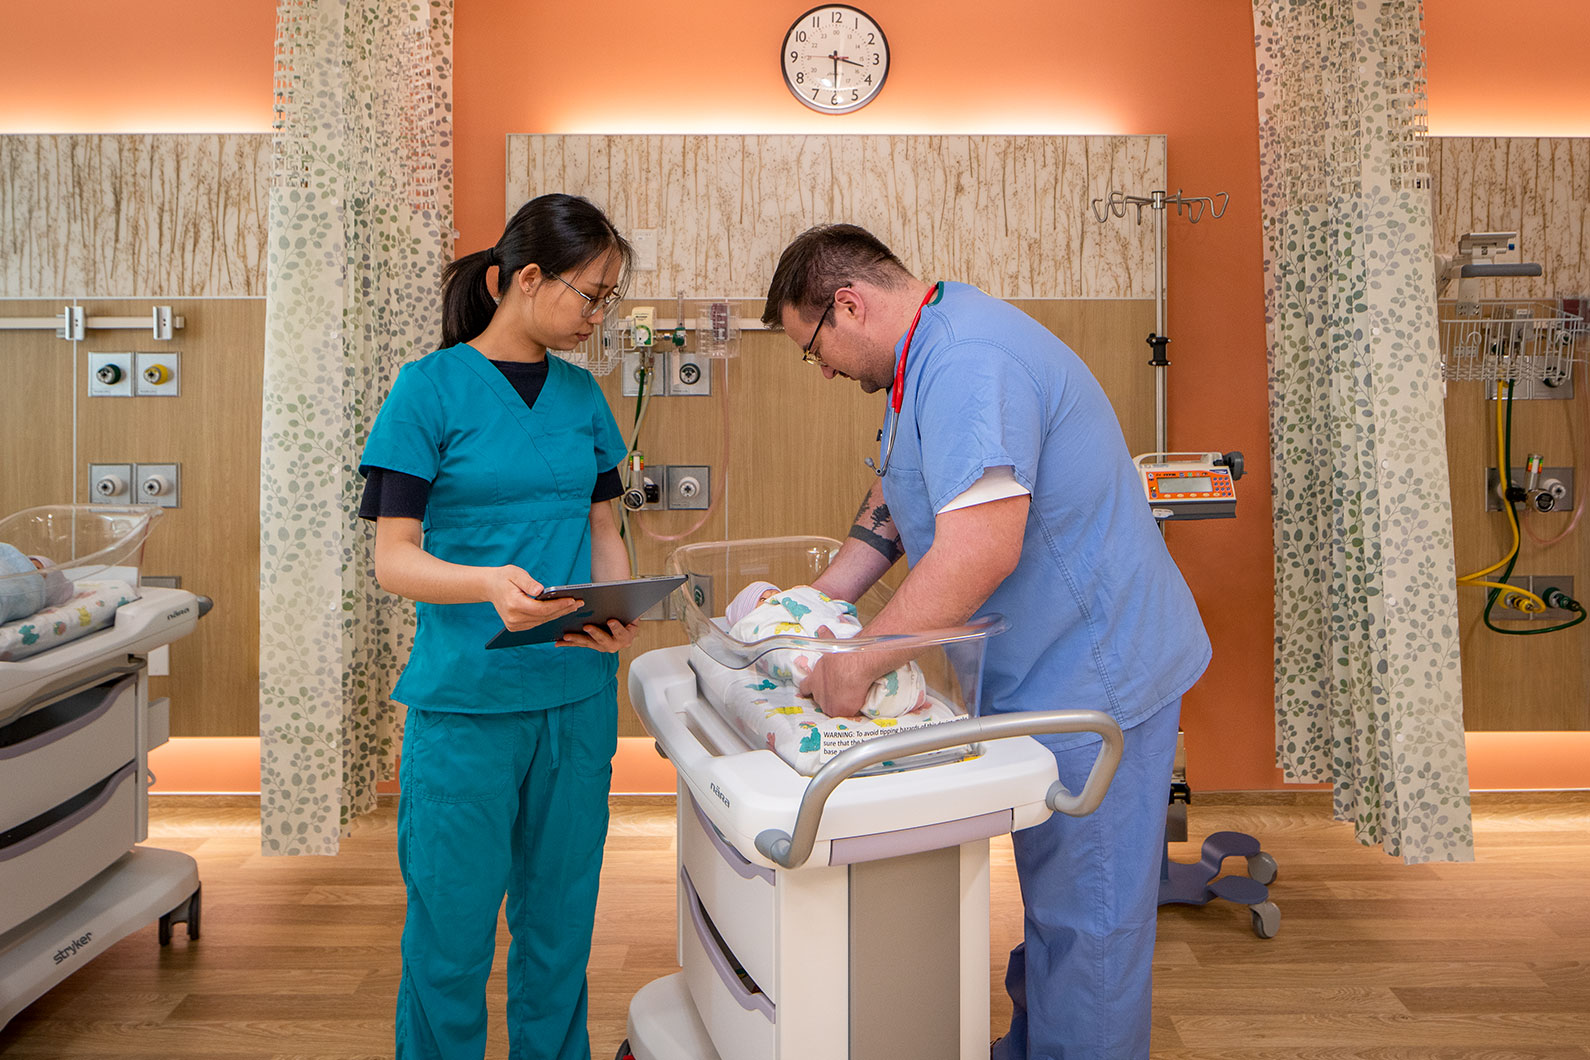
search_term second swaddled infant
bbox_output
[725,581,927,718]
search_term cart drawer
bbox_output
[679,788,777,998]
[0,763,139,936]
[680,866,776,1060]
[0,675,139,834]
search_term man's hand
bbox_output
[798,651,877,717]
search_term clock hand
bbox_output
[837,56,865,67]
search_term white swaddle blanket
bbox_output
[689,643,963,776]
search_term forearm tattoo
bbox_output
[847,490,904,564]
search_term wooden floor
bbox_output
[1,792,1586,1059]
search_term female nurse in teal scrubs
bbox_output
[358,194,638,1060]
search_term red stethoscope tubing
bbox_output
[890,282,942,415]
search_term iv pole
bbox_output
[1090,188,1229,453]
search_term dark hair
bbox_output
[441,193,633,347]
[761,224,911,330]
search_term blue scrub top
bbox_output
[878,282,1210,730]
[361,342,628,713]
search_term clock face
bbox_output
[781,5,889,114]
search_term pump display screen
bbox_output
[1157,475,1214,495]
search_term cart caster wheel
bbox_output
[614,1039,634,1060]
[1246,851,1278,886]
[1251,900,1280,939]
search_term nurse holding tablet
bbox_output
[359,193,638,1060]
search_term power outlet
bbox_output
[135,463,180,508]
[134,351,180,396]
[87,353,134,397]
[666,465,710,510]
[669,351,712,396]
[88,463,133,503]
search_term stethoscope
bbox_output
[864,281,942,477]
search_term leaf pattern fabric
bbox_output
[1254,0,1473,863]
[259,0,453,855]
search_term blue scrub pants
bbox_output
[992,699,1180,1060]
[395,687,618,1060]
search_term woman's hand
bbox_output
[558,619,641,653]
[487,565,581,631]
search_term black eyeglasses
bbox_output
[801,299,835,367]
[548,273,623,320]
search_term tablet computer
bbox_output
[484,574,687,649]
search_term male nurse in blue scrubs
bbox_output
[762,224,1211,1060]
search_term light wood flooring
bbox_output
[1,791,1585,1059]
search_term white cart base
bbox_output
[0,846,199,1030]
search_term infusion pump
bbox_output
[1135,451,1244,521]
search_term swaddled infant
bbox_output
[725,581,927,718]
[0,544,73,624]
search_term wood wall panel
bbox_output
[76,299,265,736]
[602,298,1156,736]
[0,300,74,511]
[508,135,1164,300]
[0,135,271,299]
[1430,137,1590,299]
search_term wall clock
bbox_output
[781,5,890,114]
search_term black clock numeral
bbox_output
[796,30,807,42]
[871,53,880,64]
[866,32,875,44]
[796,72,804,84]
[864,74,873,85]
[851,89,859,101]
[830,92,839,105]
[789,50,798,61]
[831,10,843,22]
[811,88,820,100]
[811,15,819,27]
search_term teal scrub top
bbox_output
[361,343,629,713]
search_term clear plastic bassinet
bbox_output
[0,505,160,593]
[665,536,1007,772]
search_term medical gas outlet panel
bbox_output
[87,352,181,397]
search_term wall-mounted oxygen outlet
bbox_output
[1491,575,1577,622]
[134,463,180,508]
[88,353,134,397]
[88,463,133,503]
[666,465,710,510]
[1486,467,1574,512]
[620,351,656,398]
[669,351,712,396]
[134,351,180,396]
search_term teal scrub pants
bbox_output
[395,686,618,1060]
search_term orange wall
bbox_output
[0,1,276,133]
[6,1,1589,792]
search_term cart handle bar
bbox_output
[754,708,1124,870]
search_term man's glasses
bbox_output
[548,272,623,320]
[801,299,835,367]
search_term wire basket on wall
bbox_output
[1439,301,1583,386]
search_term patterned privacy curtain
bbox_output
[260,0,452,855]
[1254,0,1473,862]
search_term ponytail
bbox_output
[439,194,633,348]
[440,250,500,349]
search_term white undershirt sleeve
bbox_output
[936,465,1031,515]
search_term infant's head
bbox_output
[726,580,779,627]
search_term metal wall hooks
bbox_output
[1091,188,1230,225]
